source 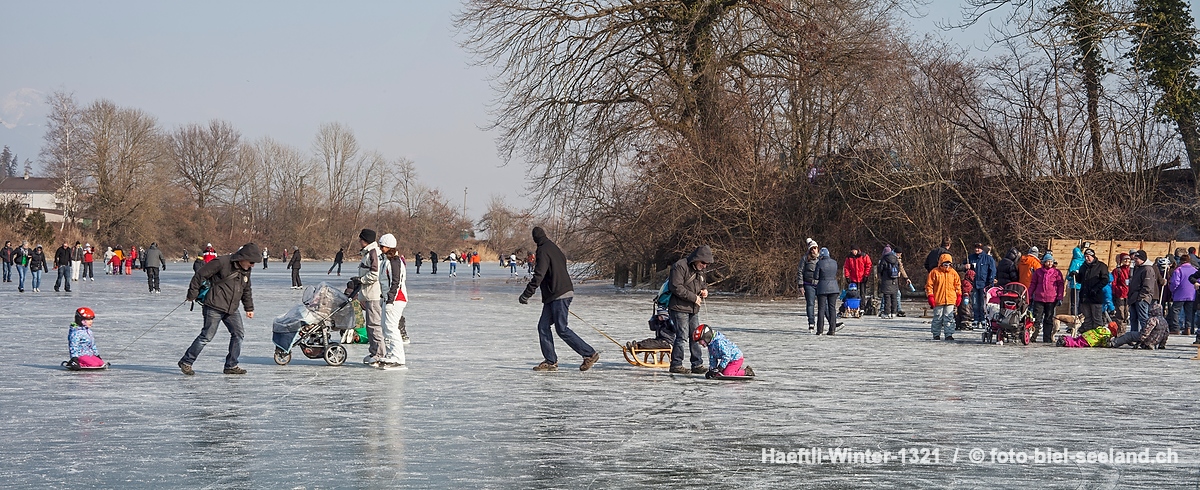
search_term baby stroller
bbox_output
[981,282,1034,345]
[272,281,360,366]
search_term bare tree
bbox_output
[78,100,165,242]
[168,119,241,209]
[40,91,86,223]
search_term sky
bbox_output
[0,0,1136,219]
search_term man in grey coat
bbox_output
[666,245,713,375]
[143,243,166,293]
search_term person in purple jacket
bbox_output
[1167,254,1197,334]
[1029,253,1065,342]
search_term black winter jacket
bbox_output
[54,246,72,268]
[521,227,573,303]
[925,246,950,272]
[668,245,714,314]
[1130,263,1161,304]
[877,252,900,294]
[996,248,1020,285]
[187,243,260,314]
[288,250,301,269]
[1078,259,1110,304]
[30,249,48,272]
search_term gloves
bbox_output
[955,294,962,307]
[518,295,530,304]
[928,296,936,309]
[705,370,718,379]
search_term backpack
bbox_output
[887,261,900,279]
[655,280,671,309]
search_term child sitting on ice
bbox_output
[693,324,754,378]
[65,307,106,370]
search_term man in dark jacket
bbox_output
[519,226,599,372]
[1076,249,1110,332]
[1,240,14,282]
[53,242,73,292]
[143,243,166,293]
[877,246,901,318]
[287,246,302,289]
[966,244,997,327]
[430,251,438,275]
[814,247,842,335]
[1128,250,1160,332]
[996,247,1020,285]
[179,243,260,375]
[925,238,951,273]
[665,245,714,374]
[327,248,344,275]
[414,251,423,274]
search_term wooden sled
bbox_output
[622,344,671,368]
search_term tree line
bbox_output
[459,0,1200,295]
[19,92,493,259]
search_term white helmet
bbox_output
[378,233,397,249]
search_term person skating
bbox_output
[71,242,83,282]
[377,233,408,368]
[144,243,166,293]
[82,244,95,281]
[30,245,48,292]
[201,243,217,263]
[798,238,820,331]
[262,247,269,269]
[519,226,599,372]
[53,242,72,292]
[471,251,482,277]
[814,247,842,335]
[65,307,107,370]
[288,246,302,289]
[447,250,458,277]
[179,243,260,375]
[327,248,344,275]
[14,241,30,292]
[414,251,423,274]
[926,253,962,341]
[103,247,114,274]
[0,240,12,283]
[354,229,387,365]
[877,245,901,319]
[429,251,438,275]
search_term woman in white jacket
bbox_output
[377,233,408,368]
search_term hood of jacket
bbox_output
[1005,247,1020,262]
[230,243,262,264]
[688,245,714,265]
[938,253,953,267]
[532,226,548,246]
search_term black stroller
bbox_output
[272,281,361,366]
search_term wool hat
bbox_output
[378,233,397,249]
[359,228,377,244]
[883,245,892,255]
[805,238,818,250]
[1084,249,1095,257]
[1134,250,1148,261]
[1029,246,1039,254]
[819,247,830,258]
[1042,252,1054,261]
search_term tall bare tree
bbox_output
[169,119,241,209]
[40,91,86,222]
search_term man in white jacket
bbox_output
[354,228,385,365]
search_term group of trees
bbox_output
[460,0,1200,295]
[23,92,481,258]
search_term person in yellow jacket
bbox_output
[926,253,963,340]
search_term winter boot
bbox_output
[579,352,600,372]
[178,361,194,375]
[532,360,558,371]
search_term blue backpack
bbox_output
[655,280,671,309]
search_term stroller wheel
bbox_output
[274,348,292,365]
[324,344,347,366]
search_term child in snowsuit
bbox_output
[694,324,754,378]
[630,307,674,350]
[66,307,106,369]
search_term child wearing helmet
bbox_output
[692,324,754,378]
[66,307,107,370]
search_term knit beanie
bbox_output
[359,228,377,244]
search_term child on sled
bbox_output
[65,307,107,370]
[693,324,754,378]
[628,307,674,351]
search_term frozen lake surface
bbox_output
[2,261,1198,488]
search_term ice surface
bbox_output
[2,261,1199,488]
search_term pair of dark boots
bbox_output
[669,365,708,375]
